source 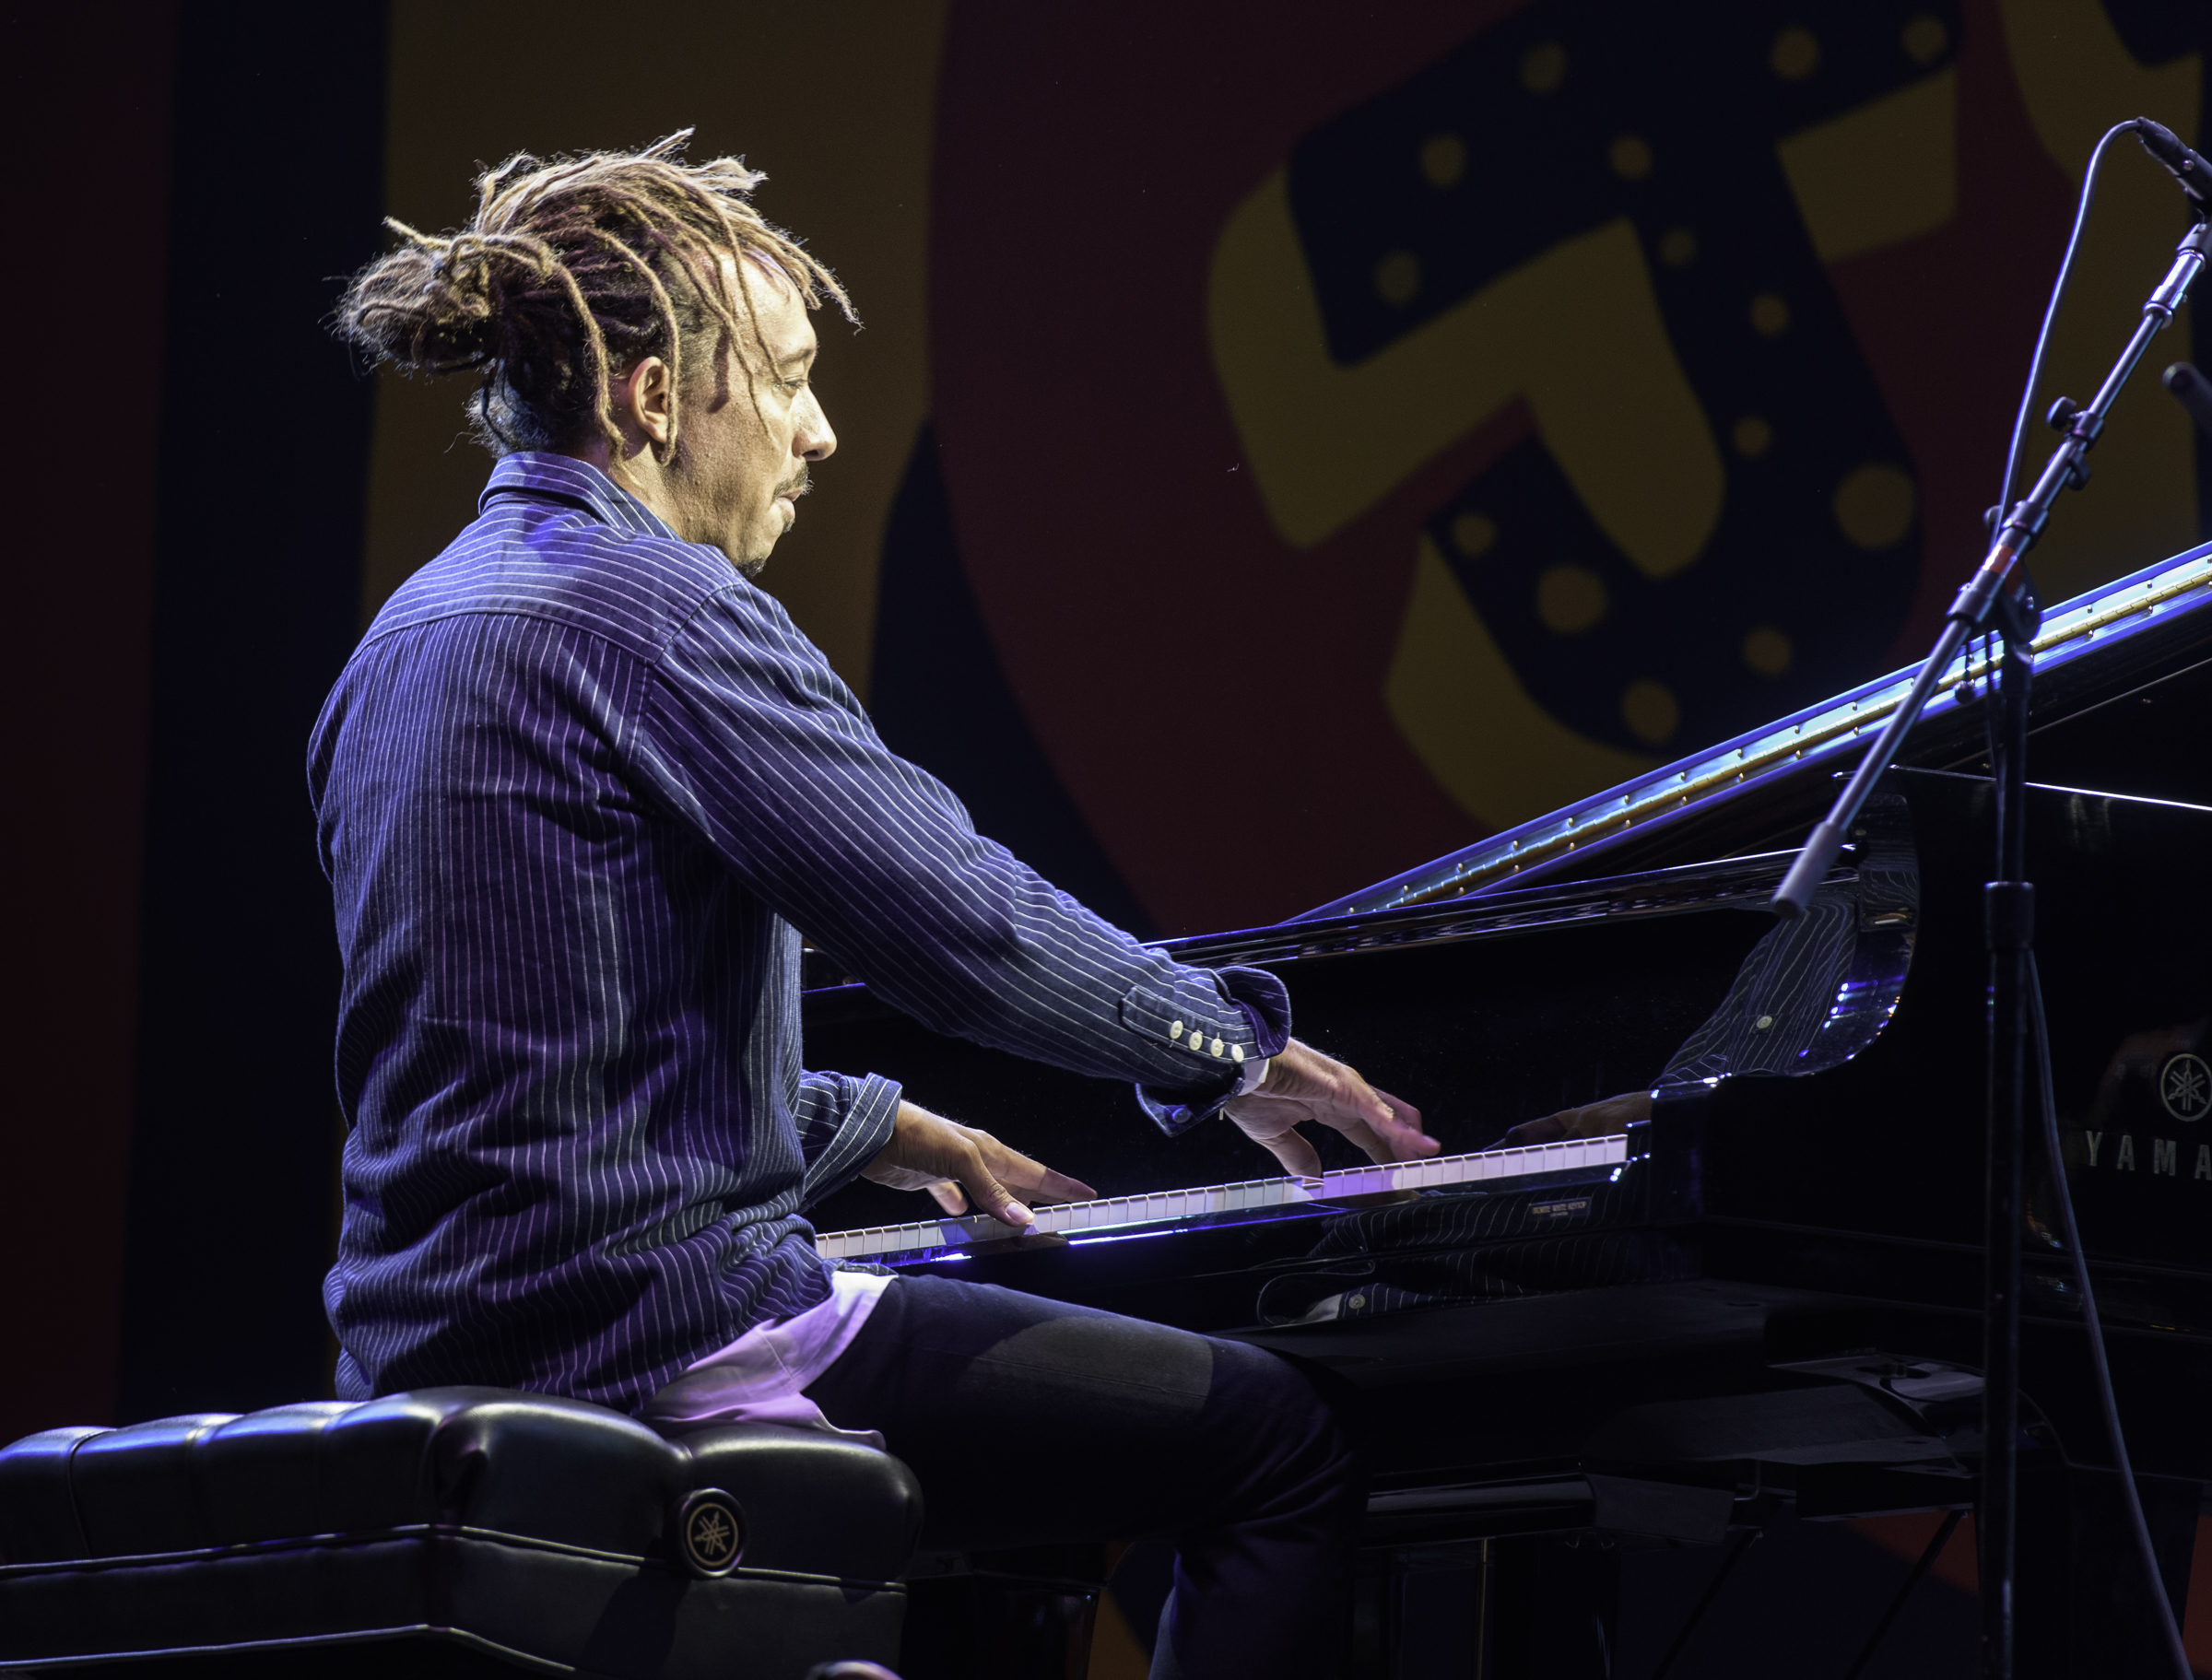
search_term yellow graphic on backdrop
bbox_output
[1211,3,2205,836]
[1209,60,1963,830]
[1775,69,1959,263]
[1998,0,2199,609]
[1387,535,1661,832]
[1210,180,1723,572]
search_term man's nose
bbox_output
[795,390,837,462]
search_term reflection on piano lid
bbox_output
[1304,537,2212,918]
[814,1134,1629,1264]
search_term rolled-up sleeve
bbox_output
[1129,965,1293,1136]
[626,583,1286,1111]
[793,1070,903,1207]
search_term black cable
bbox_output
[1974,123,2142,745]
[1648,1527,1757,1680]
[1995,122,2140,523]
[2026,952,2191,1678]
[1841,1508,1963,1680]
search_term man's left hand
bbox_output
[863,1101,1097,1228]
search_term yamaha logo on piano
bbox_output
[2069,1040,2212,1190]
[2157,1051,2211,1122]
[2077,1130,2212,1181]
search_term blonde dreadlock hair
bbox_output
[335,131,853,459]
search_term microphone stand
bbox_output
[1771,211,2211,1680]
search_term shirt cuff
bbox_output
[1131,966,1289,1137]
[794,1072,902,1207]
[1217,966,1291,1058]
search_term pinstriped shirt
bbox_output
[309,454,1288,1414]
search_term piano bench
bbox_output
[0,1388,922,1678]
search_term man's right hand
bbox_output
[1223,1039,1436,1178]
[862,1101,1097,1228]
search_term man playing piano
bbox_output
[316,135,1436,1677]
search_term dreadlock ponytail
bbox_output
[334,130,853,459]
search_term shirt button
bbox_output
[1170,1020,1184,1042]
[1230,1044,1245,1063]
[1210,1037,1225,1056]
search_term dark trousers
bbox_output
[803,1275,1366,1679]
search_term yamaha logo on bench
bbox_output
[673,1488,744,1578]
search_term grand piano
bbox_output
[804,540,2212,1678]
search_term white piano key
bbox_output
[816,1134,1630,1262]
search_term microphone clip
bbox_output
[2133,118,2212,220]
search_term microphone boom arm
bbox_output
[1772,207,2212,918]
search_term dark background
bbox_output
[7,0,388,1440]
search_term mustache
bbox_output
[777,468,812,500]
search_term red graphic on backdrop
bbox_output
[927,0,2075,935]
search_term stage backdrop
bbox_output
[367,0,2208,942]
[6,10,2210,1666]
[8,0,2206,1451]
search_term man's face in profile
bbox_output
[671,262,837,577]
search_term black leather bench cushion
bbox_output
[0,1388,920,1582]
[0,1531,907,1674]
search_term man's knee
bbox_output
[1200,1340,1366,1513]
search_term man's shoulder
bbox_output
[365,496,742,664]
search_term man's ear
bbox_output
[610,357,676,449]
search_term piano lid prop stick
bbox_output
[1771,617,1974,918]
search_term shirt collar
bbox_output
[480,452,681,540]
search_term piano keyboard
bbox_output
[814,1134,1630,1263]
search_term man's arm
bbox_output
[634,580,1431,1167]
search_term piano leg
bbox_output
[2007,1463,2198,1678]
[1351,1537,1618,1679]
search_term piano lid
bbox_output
[1301,538,2212,921]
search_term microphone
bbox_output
[2133,118,2212,214]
